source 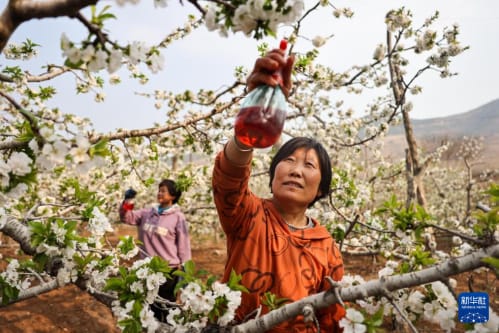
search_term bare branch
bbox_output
[88,93,240,144]
[1,0,98,52]
[0,66,71,83]
[0,215,36,254]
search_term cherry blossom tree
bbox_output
[0,1,497,332]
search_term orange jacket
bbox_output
[212,149,345,332]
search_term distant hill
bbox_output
[387,98,499,138]
[382,99,499,170]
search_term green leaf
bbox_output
[332,226,345,242]
[118,317,142,333]
[0,276,20,305]
[149,256,171,274]
[260,291,290,310]
[227,269,249,293]
[481,256,499,274]
[104,277,126,292]
[88,139,110,158]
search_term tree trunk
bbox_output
[387,30,427,210]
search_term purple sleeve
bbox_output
[176,213,192,263]
[119,203,147,225]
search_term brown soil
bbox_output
[0,225,497,333]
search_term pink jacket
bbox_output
[119,204,191,267]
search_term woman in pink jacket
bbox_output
[119,179,191,321]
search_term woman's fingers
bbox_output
[247,50,285,86]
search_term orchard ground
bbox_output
[0,223,497,333]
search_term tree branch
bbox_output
[232,244,499,332]
[0,66,71,83]
[0,215,36,255]
[1,0,98,52]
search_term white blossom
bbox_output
[7,183,27,200]
[70,135,90,164]
[407,290,425,314]
[108,49,123,73]
[128,41,149,65]
[339,308,367,333]
[52,221,68,244]
[312,36,327,48]
[87,49,108,72]
[373,44,386,61]
[65,46,81,64]
[146,272,166,291]
[140,306,159,333]
[147,52,165,73]
[60,33,71,51]
[81,45,95,62]
[378,266,394,278]
[7,151,32,176]
[166,307,182,326]
[204,5,221,32]
[153,0,168,8]
[87,207,113,237]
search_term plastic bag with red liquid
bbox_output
[234,40,289,149]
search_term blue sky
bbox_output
[6,0,499,132]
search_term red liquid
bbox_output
[234,106,286,148]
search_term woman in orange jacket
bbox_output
[212,47,345,332]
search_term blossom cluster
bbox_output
[338,274,494,333]
[0,204,241,333]
[60,33,164,74]
[204,0,304,38]
[0,259,31,293]
[110,257,168,332]
[0,151,32,187]
[1,2,497,333]
[166,281,242,330]
[339,308,367,333]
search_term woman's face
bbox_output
[157,185,175,207]
[271,147,322,209]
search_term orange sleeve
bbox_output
[212,150,250,233]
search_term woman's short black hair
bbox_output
[159,179,182,204]
[269,137,332,207]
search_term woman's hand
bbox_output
[246,48,295,98]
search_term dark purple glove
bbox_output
[124,188,137,199]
